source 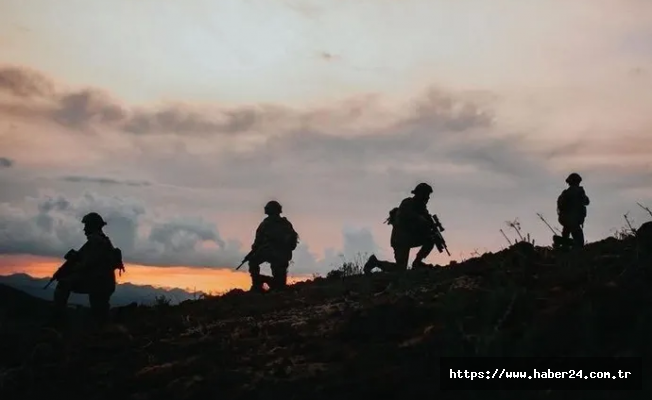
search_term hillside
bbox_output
[0,282,54,321]
[1,231,651,399]
[0,273,203,307]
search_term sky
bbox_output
[1,0,652,294]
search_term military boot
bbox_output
[412,260,435,270]
[363,254,379,275]
[249,275,265,293]
[552,235,572,251]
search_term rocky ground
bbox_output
[1,232,651,400]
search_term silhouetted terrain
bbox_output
[0,273,203,306]
[0,283,54,321]
[1,233,650,399]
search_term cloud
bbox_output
[290,227,380,275]
[0,65,529,207]
[148,217,226,252]
[53,89,127,128]
[0,190,384,275]
[60,175,151,187]
[0,66,276,134]
[0,66,55,98]
[0,191,241,267]
[341,227,378,258]
[0,157,13,168]
[0,66,491,140]
[122,106,271,136]
[1,64,652,273]
[0,66,351,136]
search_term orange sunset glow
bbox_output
[0,255,310,294]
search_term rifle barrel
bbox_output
[536,213,559,235]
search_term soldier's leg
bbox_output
[571,225,585,248]
[364,254,400,274]
[363,254,379,275]
[248,260,265,292]
[88,291,111,325]
[393,246,410,271]
[414,236,435,264]
[555,223,573,249]
[561,225,571,241]
[270,260,289,291]
[53,280,73,320]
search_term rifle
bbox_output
[43,249,79,289]
[431,214,451,256]
[235,242,271,271]
[536,213,561,235]
[384,207,399,225]
[235,250,253,271]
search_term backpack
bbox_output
[281,218,299,251]
[557,191,568,214]
[102,234,125,273]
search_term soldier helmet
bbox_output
[264,200,282,215]
[81,212,107,228]
[411,182,433,195]
[565,173,582,185]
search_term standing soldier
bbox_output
[555,172,590,249]
[365,183,439,274]
[246,201,299,292]
[50,212,124,325]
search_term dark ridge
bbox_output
[0,233,650,399]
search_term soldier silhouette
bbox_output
[554,173,590,250]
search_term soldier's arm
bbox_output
[420,203,436,228]
[412,200,433,228]
[68,241,89,271]
[75,237,105,270]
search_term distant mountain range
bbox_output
[0,273,204,307]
